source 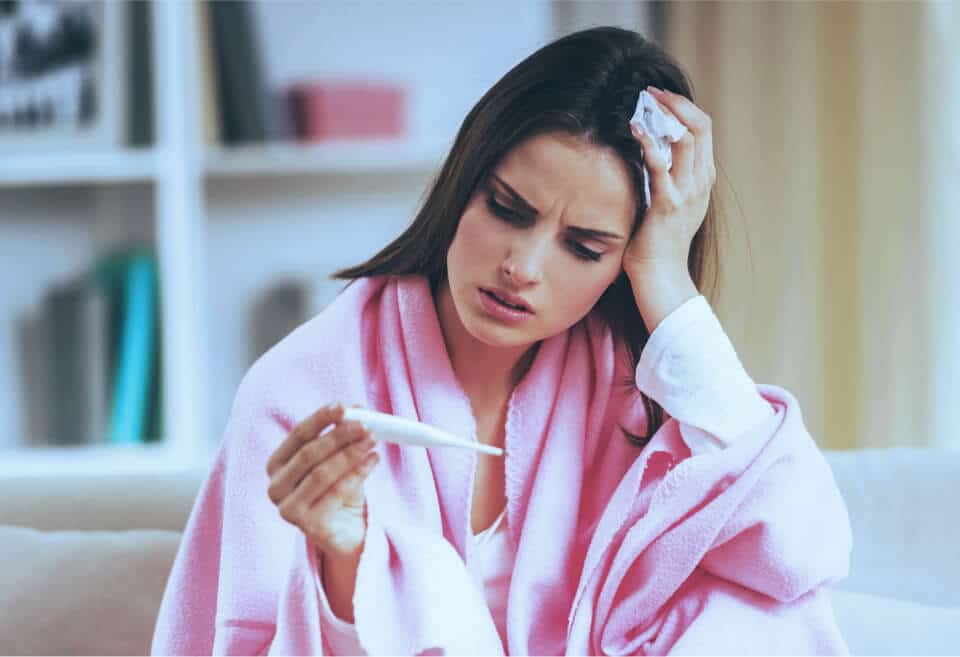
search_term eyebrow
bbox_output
[490,174,626,242]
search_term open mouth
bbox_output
[481,288,531,313]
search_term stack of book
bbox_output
[199,0,407,145]
[28,247,162,447]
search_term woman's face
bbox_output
[445,131,638,349]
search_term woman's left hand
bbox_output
[622,87,717,281]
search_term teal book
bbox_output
[107,250,158,445]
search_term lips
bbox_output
[481,287,533,313]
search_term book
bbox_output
[196,0,222,146]
[286,80,407,141]
[126,0,153,146]
[206,0,270,143]
[250,279,308,363]
[17,303,52,446]
[31,246,163,448]
[43,270,111,445]
[105,249,158,445]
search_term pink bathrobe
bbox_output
[152,274,852,655]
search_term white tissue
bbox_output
[629,89,688,207]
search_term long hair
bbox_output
[333,26,720,447]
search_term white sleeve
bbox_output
[634,295,775,454]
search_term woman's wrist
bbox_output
[319,541,365,624]
[626,263,700,333]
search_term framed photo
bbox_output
[0,0,127,152]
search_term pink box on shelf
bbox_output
[287,81,407,141]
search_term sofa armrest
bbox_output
[828,587,960,656]
[0,471,205,532]
[0,525,181,656]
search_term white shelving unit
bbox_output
[0,0,648,479]
[204,138,451,178]
[0,150,158,188]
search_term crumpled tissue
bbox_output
[629,89,688,207]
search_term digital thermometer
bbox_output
[341,407,504,457]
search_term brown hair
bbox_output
[333,26,719,447]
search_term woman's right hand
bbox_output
[266,402,380,558]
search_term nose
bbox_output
[502,236,547,286]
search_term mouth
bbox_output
[480,287,533,314]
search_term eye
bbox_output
[486,196,520,221]
[486,193,604,263]
[567,241,603,262]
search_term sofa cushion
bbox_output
[824,447,960,607]
[829,587,960,656]
[0,525,181,656]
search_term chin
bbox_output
[463,314,529,348]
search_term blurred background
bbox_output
[0,0,956,479]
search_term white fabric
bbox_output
[629,89,688,207]
[471,507,513,651]
[315,507,513,656]
[636,294,775,449]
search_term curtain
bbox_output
[662,1,959,449]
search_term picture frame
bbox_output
[0,0,127,153]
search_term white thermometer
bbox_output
[341,407,504,457]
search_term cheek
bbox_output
[546,261,621,324]
[450,206,505,267]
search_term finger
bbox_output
[276,433,377,519]
[309,451,380,513]
[267,402,344,477]
[650,88,716,182]
[269,421,372,505]
[697,129,717,186]
[632,124,671,202]
[670,130,696,191]
[644,90,694,189]
[649,88,711,138]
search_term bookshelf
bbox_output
[0,1,650,480]
[204,138,449,178]
[0,150,158,188]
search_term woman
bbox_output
[152,26,851,656]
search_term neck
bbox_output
[433,276,539,407]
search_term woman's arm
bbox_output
[622,87,778,449]
[319,545,363,624]
[629,263,699,336]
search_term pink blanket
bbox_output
[152,274,851,655]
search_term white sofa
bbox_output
[0,447,958,655]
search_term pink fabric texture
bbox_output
[151,274,852,656]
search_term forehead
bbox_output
[492,132,637,233]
